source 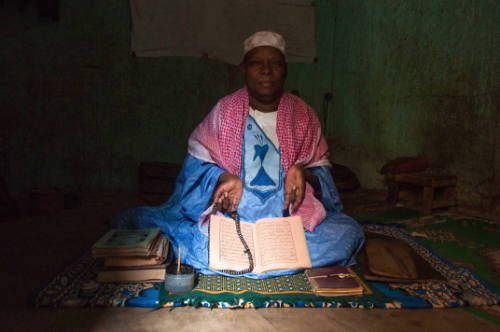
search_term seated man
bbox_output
[112,31,364,278]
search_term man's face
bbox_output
[240,46,287,107]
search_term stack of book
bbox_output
[91,228,170,282]
[305,266,364,297]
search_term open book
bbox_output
[209,215,311,273]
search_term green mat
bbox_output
[354,209,499,292]
[158,220,499,309]
[159,267,394,309]
[32,210,499,312]
[405,214,500,291]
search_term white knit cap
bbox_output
[243,31,286,56]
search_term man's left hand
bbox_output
[283,164,305,212]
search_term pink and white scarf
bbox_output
[188,88,329,231]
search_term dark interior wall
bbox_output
[0,0,335,195]
[329,0,499,211]
[1,1,498,212]
[2,1,234,193]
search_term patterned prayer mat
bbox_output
[363,224,499,308]
[32,253,158,308]
[158,267,395,309]
[157,224,499,309]
[404,214,500,291]
[32,223,499,309]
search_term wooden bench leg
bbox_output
[422,186,434,215]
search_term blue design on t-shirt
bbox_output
[253,144,268,162]
[250,144,276,187]
[241,116,281,202]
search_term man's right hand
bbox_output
[212,172,243,213]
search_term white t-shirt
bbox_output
[249,106,279,149]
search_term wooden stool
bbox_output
[392,172,457,215]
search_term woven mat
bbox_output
[363,224,499,308]
[32,224,500,309]
[158,267,394,309]
[31,253,158,308]
[404,214,500,291]
[158,224,499,309]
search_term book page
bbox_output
[209,215,256,271]
[254,216,311,273]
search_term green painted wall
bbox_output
[329,0,499,212]
[0,0,334,194]
[1,1,241,193]
[1,1,498,212]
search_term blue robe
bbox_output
[112,116,364,279]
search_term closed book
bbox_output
[305,266,363,297]
[104,235,169,267]
[97,264,166,283]
[92,228,160,257]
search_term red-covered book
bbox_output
[305,266,363,296]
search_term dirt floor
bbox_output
[0,191,498,332]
